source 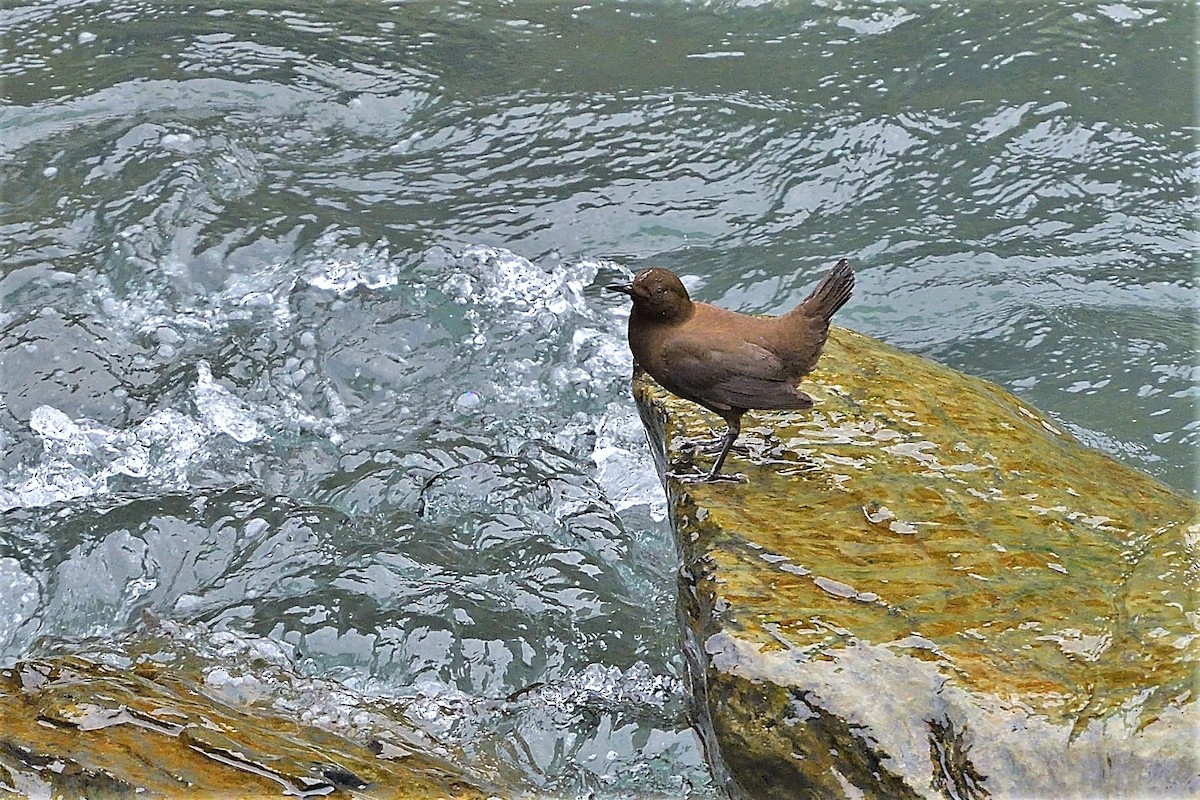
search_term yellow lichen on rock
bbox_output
[635,326,1198,799]
[0,650,493,799]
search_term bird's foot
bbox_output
[665,469,747,484]
[700,441,748,460]
[691,439,750,457]
[665,467,704,481]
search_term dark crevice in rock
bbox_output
[927,716,988,800]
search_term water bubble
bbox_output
[454,390,482,412]
[160,132,197,153]
[155,326,182,345]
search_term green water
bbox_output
[0,1,1194,796]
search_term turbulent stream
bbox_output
[0,2,1194,797]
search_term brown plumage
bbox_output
[607,259,854,480]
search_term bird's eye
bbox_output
[655,287,665,295]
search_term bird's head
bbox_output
[606,268,693,322]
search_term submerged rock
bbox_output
[633,326,1197,799]
[0,639,494,799]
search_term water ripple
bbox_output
[0,1,1193,795]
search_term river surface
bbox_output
[0,2,1194,797]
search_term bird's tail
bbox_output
[790,259,854,321]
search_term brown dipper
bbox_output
[607,259,854,480]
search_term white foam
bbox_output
[404,659,679,743]
[420,247,666,515]
[448,246,595,320]
[20,244,656,516]
[837,7,918,35]
[0,558,41,660]
[428,248,666,514]
[302,236,399,295]
[589,404,666,520]
[192,362,265,444]
[1096,3,1152,24]
[305,256,400,294]
[0,360,343,511]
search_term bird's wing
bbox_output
[661,338,813,412]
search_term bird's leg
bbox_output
[705,416,742,481]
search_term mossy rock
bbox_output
[634,326,1198,800]
[0,641,494,799]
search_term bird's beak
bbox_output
[606,282,633,295]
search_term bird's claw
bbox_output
[689,440,750,457]
[666,469,747,484]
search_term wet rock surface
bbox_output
[0,633,493,799]
[634,326,1198,800]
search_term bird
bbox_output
[607,259,854,481]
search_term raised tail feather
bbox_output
[793,258,854,321]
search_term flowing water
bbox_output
[0,2,1194,797]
